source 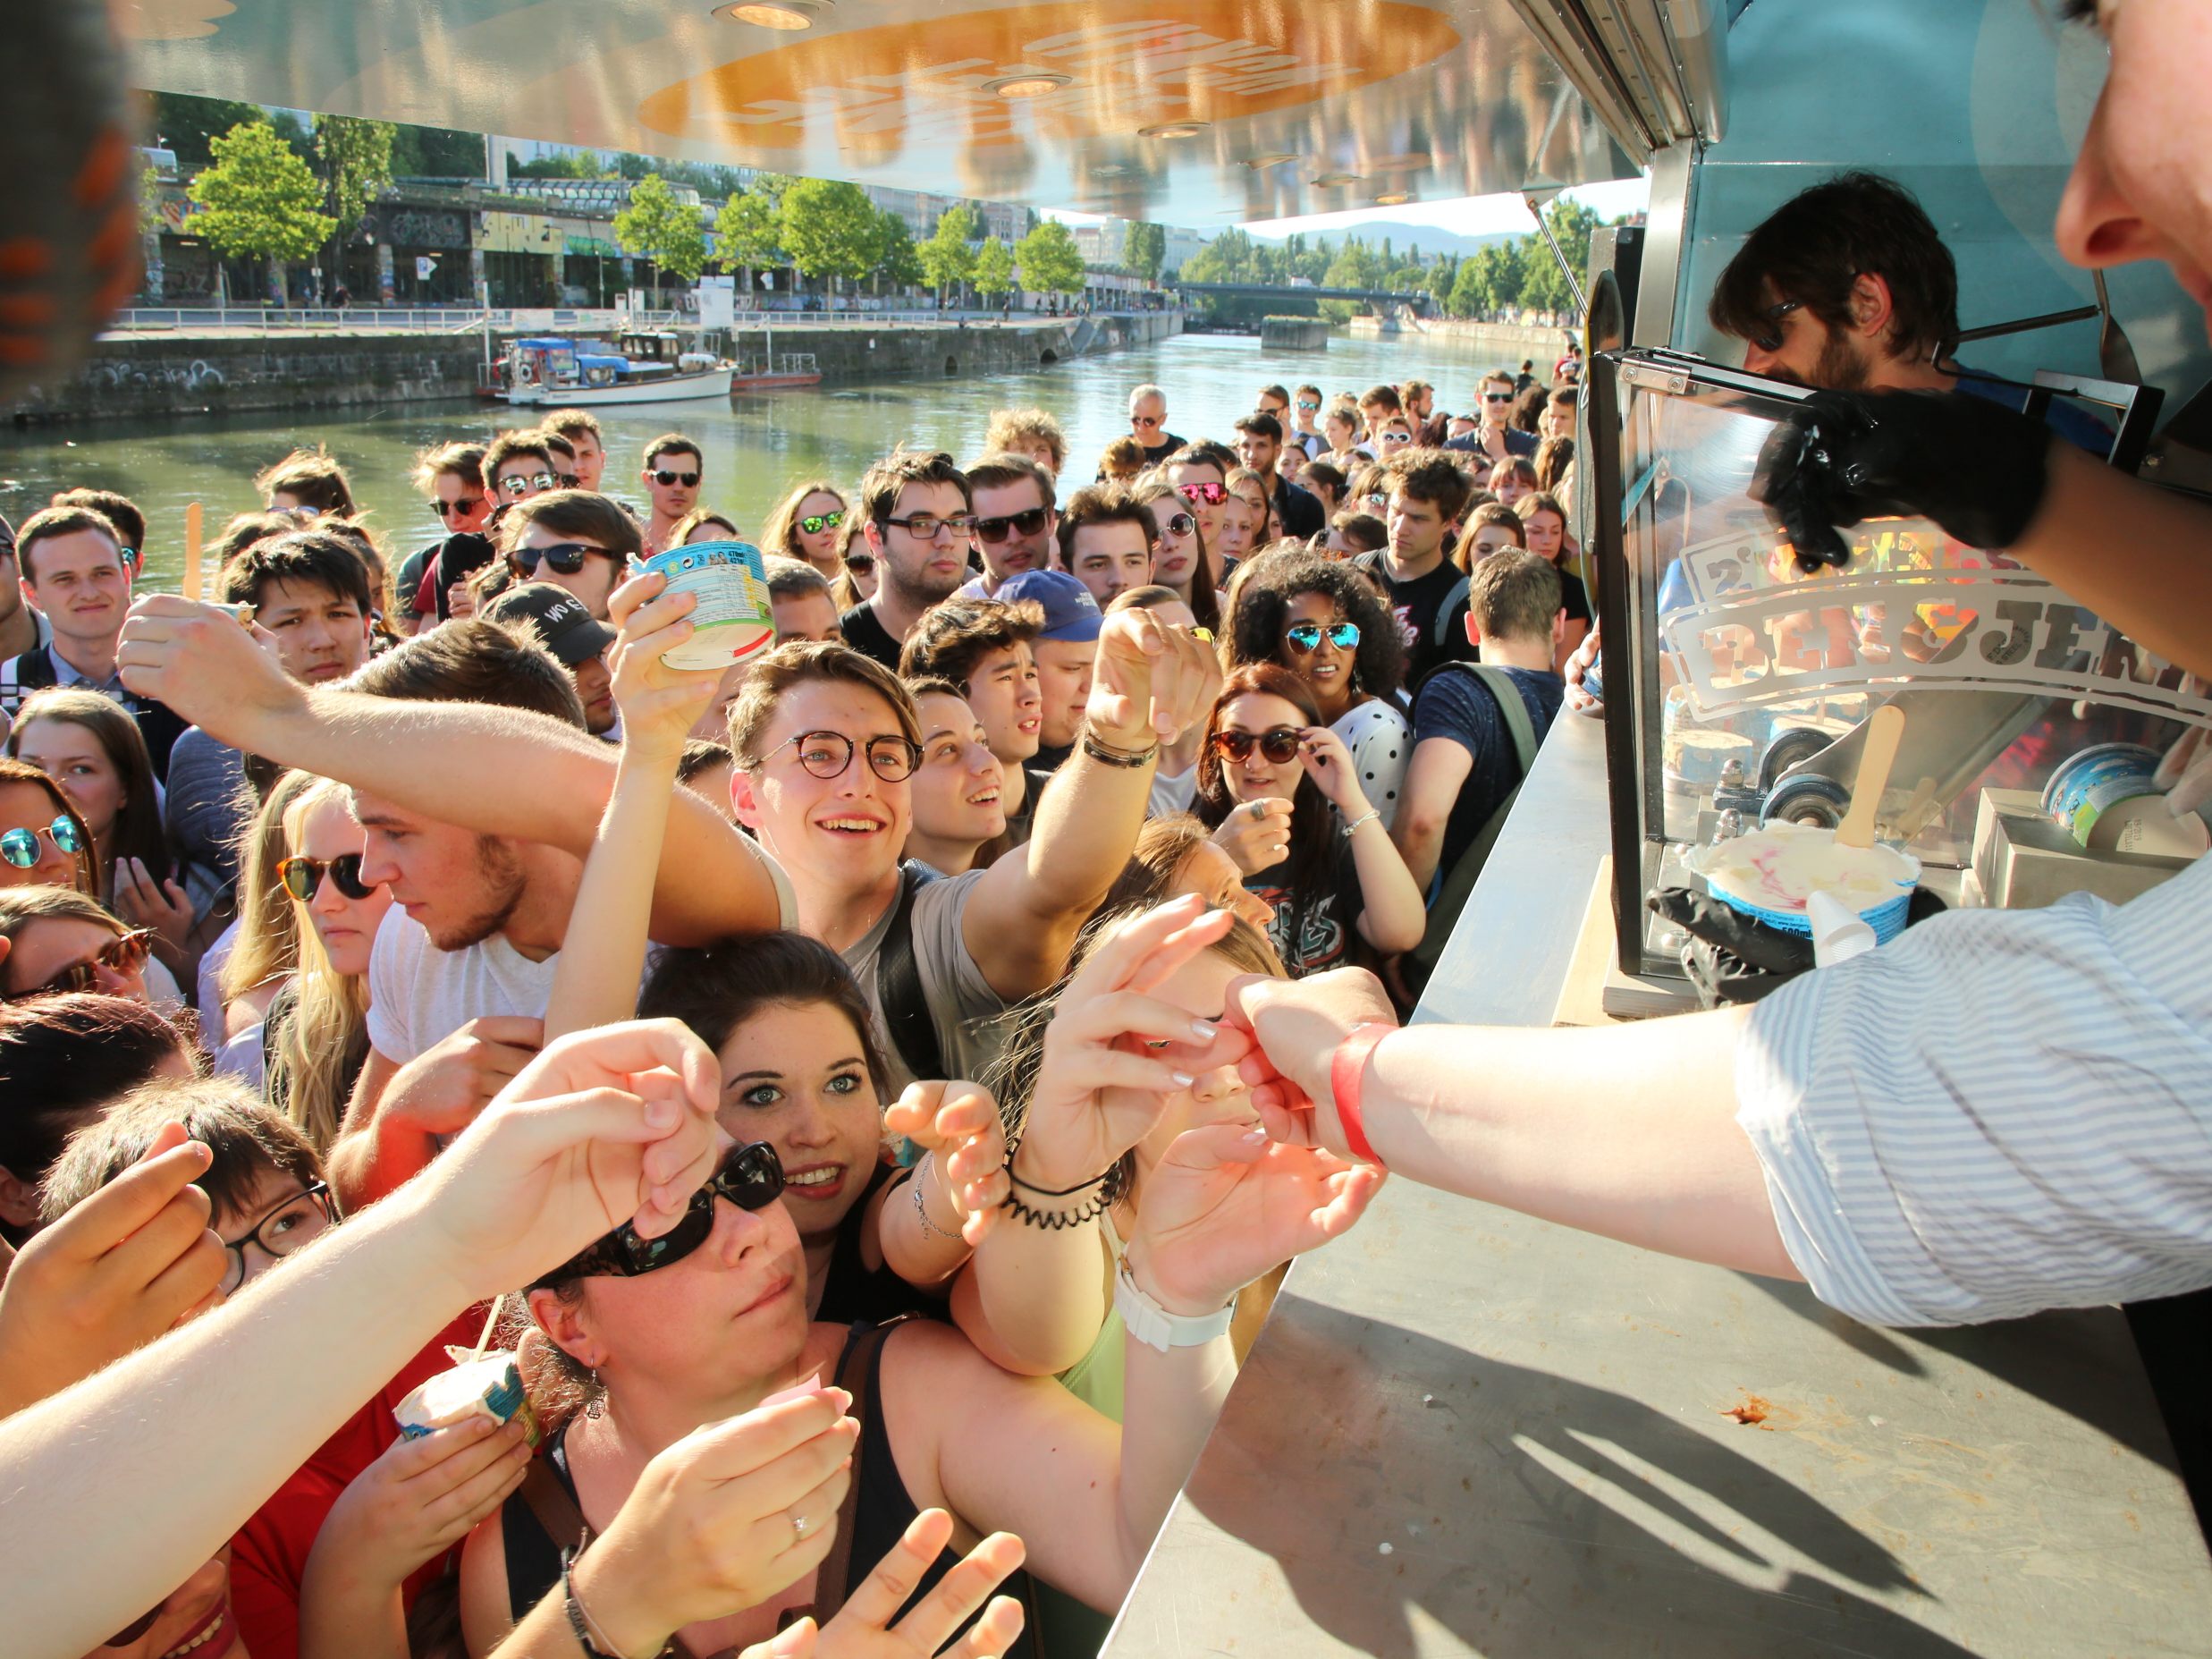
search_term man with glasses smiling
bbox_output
[639,434,705,555]
[954,453,1058,600]
[840,449,976,670]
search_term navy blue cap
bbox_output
[995,569,1102,642]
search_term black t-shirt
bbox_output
[839,599,905,671]
[1245,842,1367,978]
[1355,552,1468,686]
[396,543,437,623]
[1439,563,1589,660]
[1141,431,1186,466]
[1410,664,1566,878]
[1272,477,1325,540]
[1030,740,1073,775]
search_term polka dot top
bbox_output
[1331,698,1410,831]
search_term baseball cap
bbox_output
[485,582,616,666]
[994,570,1102,643]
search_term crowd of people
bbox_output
[0,355,1588,1659]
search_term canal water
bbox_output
[0,328,1500,591]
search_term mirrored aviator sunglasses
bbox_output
[278,852,379,902]
[1286,621,1360,654]
[535,1141,785,1285]
[0,815,82,868]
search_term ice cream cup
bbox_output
[394,1352,539,1445]
[637,540,775,671]
[1689,822,1921,944]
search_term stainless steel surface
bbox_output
[122,0,1636,225]
[1630,139,1695,349]
[1102,714,2212,1656]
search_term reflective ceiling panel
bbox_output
[119,0,1638,221]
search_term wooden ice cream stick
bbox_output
[182,501,202,601]
[1837,704,1905,849]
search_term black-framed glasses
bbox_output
[27,927,155,997]
[1177,481,1227,505]
[277,852,380,903]
[0,815,82,868]
[1751,298,1806,353]
[882,512,976,541]
[651,469,702,488]
[432,495,486,520]
[514,540,610,577]
[218,1181,336,1295]
[973,507,1049,544]
[1286,620,1359,654]
[1155,510,1196,539]
[498,472,556,497]
[1212,727,1302,765]
[556,471,582,489]
[534,1142,784,1285]
[843,552,875,575]
[799,510,845,535]
[756,729,923,783]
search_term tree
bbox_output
[314,114,394,300]
[972,234,1015,303]
[390,122,486,179]
[918,204,979,308]
[1014,220,1085,296]
[874,210,924,295]
[713,182,784,305]
[148,93,268,170]
[778,178,881,312]
[188,120,336,306]
[613,174,708,303]
[1124,222,1165,284]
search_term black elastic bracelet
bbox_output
[1081,732,1160,768]
[561,1553,622,1659]
[1004,1188,1116,1229]
[1008,1164,1113,1198]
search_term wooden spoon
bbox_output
[1836,704,1904,849]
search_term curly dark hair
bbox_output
[1223,554,1405,701]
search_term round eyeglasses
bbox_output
[0,815,82,869]
[755,729,923,783]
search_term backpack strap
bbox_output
[1402,666,1543,999]
[519,1452,591,1564]
[1432,576,1471,650]
[877,865,947,1084]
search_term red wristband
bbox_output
[1329,1022,1395,1167]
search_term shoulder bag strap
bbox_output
[877,867,947,1084]
[519,1452,591,1562]
[812,1318,906,1622]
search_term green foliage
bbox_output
[315,115,395,241]
[919,204,979,301]
[875,211,924,289]
[613,174,709,292]
[508,150,611,181]
[1123,222,1166,284]
[187,121,335,265]
[1014,220,1085,294]
[389,123,487,179]
[713,185,783,275]
[779,178,882,309]
[139,165,167,238]
[972,234,1015,299]
[149,93,269,171]
[268,113,316,164]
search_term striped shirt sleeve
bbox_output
[1735,851,2212,1326]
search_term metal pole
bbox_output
[1523,191,1588,320]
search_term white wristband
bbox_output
[1115,1264,1235,1353]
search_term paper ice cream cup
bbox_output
[638,541,775,671]
[394,1352,539,1445]
[1689,822,1920,944]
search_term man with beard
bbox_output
[840,449,975,669]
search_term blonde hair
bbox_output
[266,778,373,1154]
[219,769,317,1012]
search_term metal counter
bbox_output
[1102,712,2212,1656]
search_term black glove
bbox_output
[1651,885,1950,1008]
[1748,389,2054,571]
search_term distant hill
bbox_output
[1246,223,1521,260]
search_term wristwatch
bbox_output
[1115,1262,1235,1353]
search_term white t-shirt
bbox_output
[365,907,560,1067]
[1332,698,1411,830]
[1148,765,1199,820]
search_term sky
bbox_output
[1044,176,1650,237]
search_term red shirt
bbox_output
[229,1310,482,1659]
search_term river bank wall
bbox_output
[1344,315,1574,370]
[4,311,1183,426]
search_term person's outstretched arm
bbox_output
[0,1020,723,1659]
[963,609,1218,1001]
[116,596,790,947]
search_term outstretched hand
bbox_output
[740,1510,1027,1659]
[1087,609,1219,750]
[115,594,299,743]
[1126,1122,1384,1318]
[883,1081,1010,1247]
[1220,967,1397,1154]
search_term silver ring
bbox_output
[1249,800,1266,820]
[790,1511,812,1542]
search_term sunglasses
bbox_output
[432,495,486,520]
[798,510,845,535]
[535,1141,784,1284]
[1131,415,1161,429]
[1157,510,1196,539]
[1296,399,1321,411]
[1751,297,1806,354]
[651,469,703,488]
[1177,481,1228,505]
[514,540,609,577]
[557,471,582,489]
[27,927,155,997]
[1286,621,1360,653]
[277,852,380,902]
[1483,392,1515,403]
[1212,727,1303,765]
[758,729,923,783]
[498,473,557,497]
[973,507,1049,545]
[0,815,82,868]
[843,552,875,575]
[882,512,977,541]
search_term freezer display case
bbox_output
[1586,346,2210,982]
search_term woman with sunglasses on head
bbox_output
[1131,481,1221,639]
[1194,665,1424,979]
[764,481,851,584]
[1224,557,1411,831]
[8,687,219,995]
